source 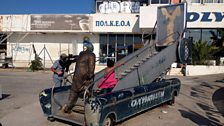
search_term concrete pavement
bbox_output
[0,70,224,126]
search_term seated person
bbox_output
[97,59,123,94]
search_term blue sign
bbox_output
[96,20,131,27]
[187,12,224,22]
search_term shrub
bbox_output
[29,54,43,71]
[192,40,218,65]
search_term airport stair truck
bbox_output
[39,3,192,126]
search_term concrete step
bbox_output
[168,68,183,76]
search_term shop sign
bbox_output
[96,20,131,27]
[187,12,224,22]
[97,1,140,14]
[31,15,89,31]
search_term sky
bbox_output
[0,0,95,14]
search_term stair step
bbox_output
[130,66,137,70]
[153,52,158,55]
[124,69,132,73]
[120,72,128,76]
[142,58,148,62]
[146,56,150,59]
[137,61,143,64]
[133,63,140,67]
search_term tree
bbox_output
[210,29,224,64]
[192,40,218,65]
[210,28,224,47]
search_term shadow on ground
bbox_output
[212,87,224,116]
[179,109,223,126]
[0,94,10,100]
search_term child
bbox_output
[97,59,123,94]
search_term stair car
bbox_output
[39,3,190,126]
[39,77,180,126]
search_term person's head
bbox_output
[83,40,94,52]
[60,53,67,62]
[107,59,115,68]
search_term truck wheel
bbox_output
[103,115,115,126]
[47,117,55,122]
[168,93,175,105]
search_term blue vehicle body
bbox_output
[39,78,180,126]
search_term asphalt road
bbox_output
[0,69,224,126]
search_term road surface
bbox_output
[0,69,224,126]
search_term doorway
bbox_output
[99,34,142,64]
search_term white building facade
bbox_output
[0,0,223,68]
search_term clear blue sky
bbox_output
[0,0,95,14]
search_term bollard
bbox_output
[0,84,2,99]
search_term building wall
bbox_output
[0,3,224,68]
[140,4,224,28]
[140,5,158,29]
[0,15,29,32]
[187,4,224,28]
[0,4,224,32]
[186,65,224,76]
[6,33,99,68]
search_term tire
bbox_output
[103,115,115,126]
[47,116,55,122]
[168,92,175,105]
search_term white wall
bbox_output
[1,3,224,32]
[186,65,224,76]
[1,15,29,31]
[140,5,158,28]
[7,33,99,68]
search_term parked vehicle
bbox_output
[40,78,180,125]
[39,3,189,126]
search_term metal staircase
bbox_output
[113,41,178,91]
[92,40,179,91]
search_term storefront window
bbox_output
[133,34,143,51]
[204,0,213,3]
[191,0,201,3]
[151,0,169,4]
[99,34,108,63]
[99,34,143,63]
[117,34,126,61]
[185,29,218,43]
[203,0,224,3]
[202,29,217,44]
[161,0,169,4]
[108,34,116,60]
[186,29,201,42]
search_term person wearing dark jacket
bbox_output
[63,40,95,113]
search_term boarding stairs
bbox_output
[49,38,182,125]
[92,39,179,92]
